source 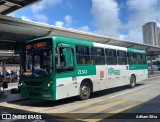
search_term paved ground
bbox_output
[0,83,22,103]
[0,76,160,122]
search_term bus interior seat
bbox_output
[78,58,85,65]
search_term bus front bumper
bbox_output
[20,87,56,101]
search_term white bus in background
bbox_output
[147,60,160,71]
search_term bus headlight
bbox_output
[47,83,51,87]
[46,81,53,90]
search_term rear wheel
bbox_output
[130,75,136,88]
[79,82,91,100]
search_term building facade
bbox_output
[143,22,160,47]
[158,27,160,47]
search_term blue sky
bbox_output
[11,0,160,43]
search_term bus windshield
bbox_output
[21,48,53,78]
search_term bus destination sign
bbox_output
[26,42,47,49]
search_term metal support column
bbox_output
[2,60,6,80]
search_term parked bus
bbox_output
[19,36,148,100]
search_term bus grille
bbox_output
[23,81,44,86]
[28,92,40,97]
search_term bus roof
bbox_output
[55,36,146,53]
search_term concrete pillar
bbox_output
[2,60,6,80]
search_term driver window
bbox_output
[60,48,66,66]
[56,47,74,72]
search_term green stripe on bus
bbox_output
[56,65,96,78]
[127,48,146,53]
[54,36,94,46]
[129,64,148,70]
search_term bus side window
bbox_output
[117,50,127,65]
[128,52,135,65]
[92,47,105,65]
[136,53,143,64]
[76,45,90,65]
[106,49,117,65]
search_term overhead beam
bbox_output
[4,0,23,6]
[0,31,34,40]
[4,0,42,7]
[1,5,21,15]
[1,0,41,15]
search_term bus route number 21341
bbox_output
[78,70,88,75]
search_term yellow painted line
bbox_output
[0,102,51,113]
[82,119,100,122]
[0,98,121,114]
[84,102,140,122]
[0,103,25,109]
[44,98,120,113]
[0,103,40,112]
[111,103,140,113]
[45,100,99,113]
[77,100,126,113]
[59,99,127,119]
[0,98,100,113]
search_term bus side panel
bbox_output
[116,65,128,86]
[129,70,143,83]
[92,66,107,92]
[128,65,148,83]
[106,65,128,88]
[56,76,95,100]
[56,77,80,100]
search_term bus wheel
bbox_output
[79,82,91,100]
[130,75,136,88]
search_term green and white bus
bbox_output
[20,36,148,100]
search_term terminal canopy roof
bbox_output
[0,0,41,62]
[0,0,41,15]
[0,15,160,56]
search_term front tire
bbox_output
[130,75,136,88]
[79,82,91,100]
